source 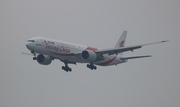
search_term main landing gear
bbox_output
[87,63,97,70]
[62,62,72,72]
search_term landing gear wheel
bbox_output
[87,64,90,68]
[69,68,72,72]
[87,64,97,70]
[33,57,37,60]
[94,66,97,70]
[62,65,72,72]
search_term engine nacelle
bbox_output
[81,50,97,62]
[37,54,52,65]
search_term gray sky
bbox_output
[0,0,180,107]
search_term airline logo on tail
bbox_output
[119,41,125,47]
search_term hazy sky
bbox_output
[0,0,180,107]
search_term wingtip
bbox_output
[162,40,169,42]
[145,55,152,57]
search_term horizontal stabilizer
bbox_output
[120,55,152,60]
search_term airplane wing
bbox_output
[120,55,152,60]
[95,40,168,55]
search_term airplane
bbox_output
[25,30,168,72]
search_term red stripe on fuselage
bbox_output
[86,46,98,51]
[96,56,117,66]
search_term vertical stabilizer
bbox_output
[114,30,127,48]
[114,30,127,55]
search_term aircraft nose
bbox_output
[26,42,33,50]
[26,42,30,49]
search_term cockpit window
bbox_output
[27,40,35,42]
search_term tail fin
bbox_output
[114,30,127,55]
[114,30,127,48]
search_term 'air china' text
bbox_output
[45,43,70,53]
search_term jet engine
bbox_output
[37,54,52,65]
[81,50,97,62]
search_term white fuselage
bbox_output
[26,37,126,66]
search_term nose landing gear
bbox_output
[31,51,37,60]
